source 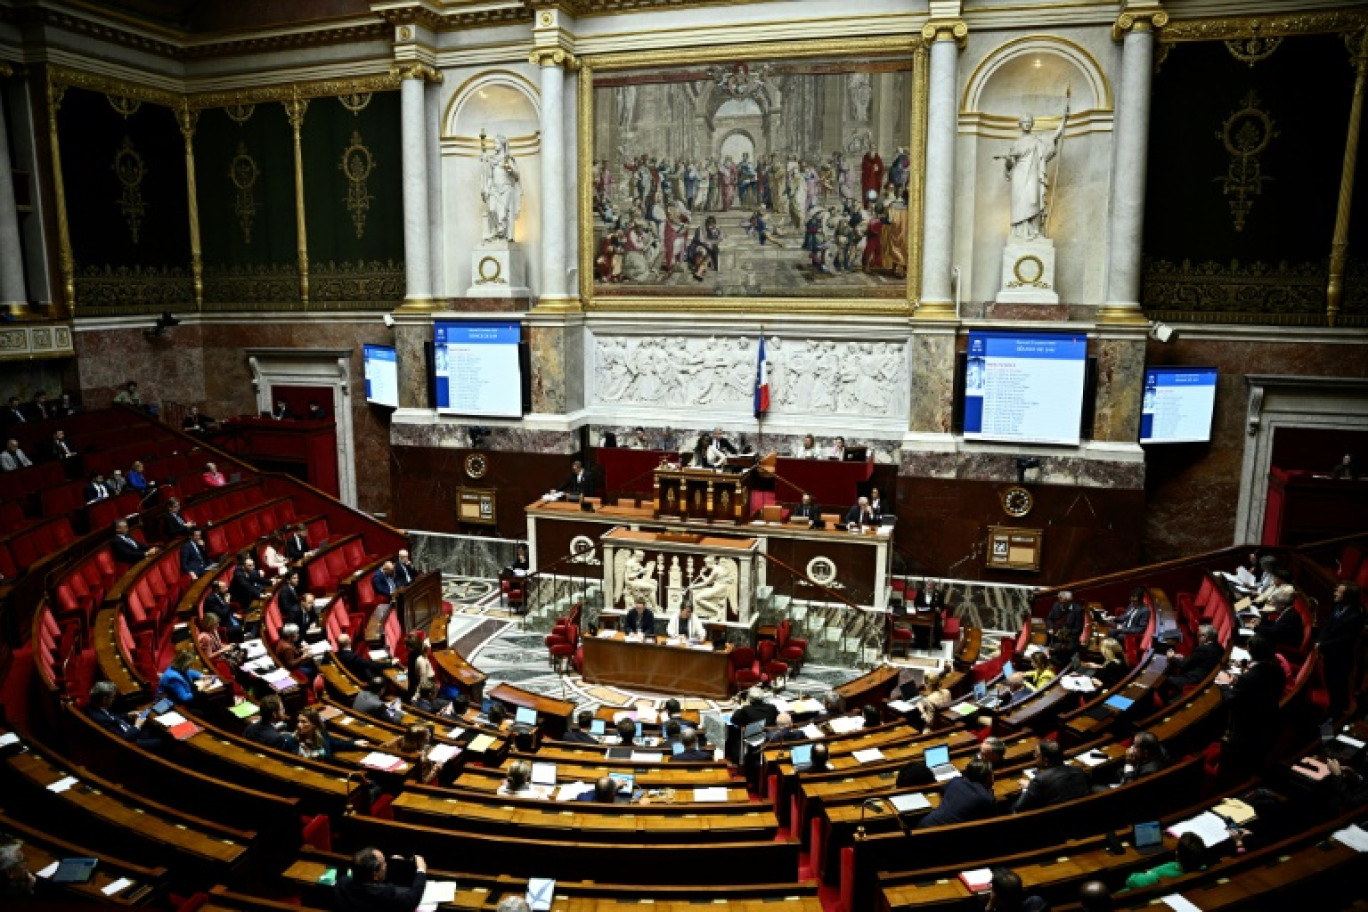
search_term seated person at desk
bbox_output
[791,434,820,459]
[201,462,227,488]
[204,579,240,631]
[231,555,268,607]
[1089,637,1130,690]
[806,742,831,772]
[662,719,683,749]
[913,580,945,611]
[557,460,595,497]
[284,523,316,563]
[667,602,705,641]
[1251,558,1292,607]
[334,847,427,912]
[244,694,299,753]
[792,493,820,523]
[274,624,317,681]
[1120,832,1207,893]
[563,710,600,744]
[181,405,216,434]
[671,728,714,762]
[279,572,315,630]
[732,686,779,728]
[511,543,530,575]
[372,560,400,603]
[354,676,402,723]
[622,597,656,636]
[767,712,805,744]
[157,650,204,705]
[1023,651,1056,690]
[180,528,212,579]
[296,706,362,761]
[845,496,876,527]
[1116,731,1167,786]
[336,634,387,681]
[111,519,157,564]
[828,436,846,460]
[1014,738,1089,812]
[629,427,652,449]
[84,470,111,504]
[919,759,997,828]
[413,680,452,717]
[1249,589,1304,649]
[197,613,242,666]
[163,497,197,539]
[1162,624,1225,696]
[85,680,163,748]
[704,427,738,468]
[895,751,935,788]
[1112,587,1151,637]
[576,776,621,802]
[999,672,1035,707]
[261,534,290,576]
[613,718,638,746]
[498,760,539,797]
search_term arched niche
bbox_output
[963,35,1111,136]
[442,70,542,157]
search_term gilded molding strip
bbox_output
[1328,29,1368,327]
[46,65,181,108]
[46,64,403,112]
[576,61,594,311]
[907,43,929,310]
[177,101,204,309]
[579,34,919,72]
[1159,10,1368,44]
[284,92,310,309]
[45,76,75,309]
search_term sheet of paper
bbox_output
[531,762,558,785]
[421,881,457,904]
[887,700,916,712]
[1230,647,1251,664]
[828,715,863,734]
[631,752,664,763]
[155,710,188,727]
[307,641,333,656]
[555,782,587,802]
[48,775,79,792]
[889,792,931,813]
[102,877,134,896]
[527,877,556,912]
[1337,734,1366,749]
[1060,675,1096,693]
[801,724,824,740]
[0,732,19,747]
[1166,811,1232,848]
[36,862,59,879]
[1332,824,1368,853]
[1212,798,1256,826]
[791,698,824,714]
[1074,750,1109,768]
[852,748,885,763]
[770,698,792,713]
[428,744,461,764]
[467,734,496,752]
[360,752,403,771]
[693,787,728,802]
[1161,895,1204,912]
[230,702,259,719]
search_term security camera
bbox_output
[1148,322,1177,343]
[382,313,395,328]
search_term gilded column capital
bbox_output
[1113,8,1169,42]
[921,19,968,49]
[390,62,443,84]
[174,101,199,140]
[530,47,578,70]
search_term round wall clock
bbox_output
[1002,486,1034,518]
[464,452,488,480]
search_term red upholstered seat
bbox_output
[777,619,807,672]
[763,659,789,689]
[549,623,578,672]
[730,646,760,687]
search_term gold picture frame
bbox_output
[456,487,498,526]
[986,526,1043,572]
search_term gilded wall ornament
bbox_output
[106,94,141,118]
[1224,34,1283,66]
[229,142,260,244]
[1216,92,1276,232]
[112,136,148,244]
[338,92,372,115]
[225,103,256,124]
[339,130,375,240]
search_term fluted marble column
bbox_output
[533,48,573,305]
[0,68,28,309]
[1100,7,1167,325]
[396,64,440,308]
[916,21,967,319]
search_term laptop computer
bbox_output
[590,719,606,736]
[608,772,634,794]
[1132,820,1165,855]
[515,707,537,726]
[1002,660,1014,679]
[790,744,813,769]
[51,858,98,884]
[924,744,958,781]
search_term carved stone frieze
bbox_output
[74,264,194,313]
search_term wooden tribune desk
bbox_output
[582,633,733,698]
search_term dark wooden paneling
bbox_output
[391,447,567,538]
[894,479,1143,586]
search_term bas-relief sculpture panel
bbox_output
[590,57,914,298]
[589,334,910,423]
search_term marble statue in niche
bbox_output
[690,555,738,621]
[998,98,1069,241]
[614,548,659,608]
[591,333,907,418]
[479,132,522,241]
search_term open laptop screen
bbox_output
[923,744,950,768]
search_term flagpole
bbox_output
[755,330,767,454]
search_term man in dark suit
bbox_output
[1319,581,1366,719]
[867,486,888,521]
[230,556,267,608]
[731,686,779,729]
[162,498,195,539]
[336,634,387,681]
[180,529,211,579]
[1046,590,1085,661]
[372,560,398,602]
[394,550,419,587]
[84,681,163,748]
[110,519,155,564]
[669,728,714,762]
[271,399,295,421]
[285,523,313,562]
[559,460,595,497]
[49,429,76,462]
[204,579,240,631]
[919,759,996,828]
[1220,635,1286,777]
[622,598,655,636]
[1163,624,1224,695]
[334,847,427,912]
[914,580,945,611]
[1013,738,1089,812]
[84,471,111,504]
[844,496,876,527]
[26,392,50,422]
[766,712,806,744]
[562,710,600,744]
[1112,587,1151,637]
[277,570,305,625]
[1259,594,1304,650]
[243,695,298,753]
[792,493,820,523]
[1,396,26,431]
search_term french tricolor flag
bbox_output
[754,336,770,418]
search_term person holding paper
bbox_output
[334,846,426,912]
[1111,587,1151,637]
[85,680,163,749]
[918,759,996,828]
[667,603,705,641]
[844,496,875,527]
[1119,832,1207,892]
[1013,739,1088,813]
[274,624,317,683]
[157,650,203,705]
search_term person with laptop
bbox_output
[1023,650,1056,690]
[895,751,935,788]
[999,671,1034,708]
[1120,831,1207,892]
[1013,738,1089,813]
[918,759,996,828]
[767,712,806,744]
[1111,587,1151,638]
[792,492,820,524]
[670,728,713,762]
[563,710,600,744]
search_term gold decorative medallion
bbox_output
[464,453,488,479]
[338,92,372,115]
[106,94,141,119]
[1002,486,1034,518]
[229,142,260,244]
[225,103,255,124]
[1009,255,1048,289]
[112,136,147,244]
[477,256,504,284]
[1217,91,1277,232]
[339,131,375,239]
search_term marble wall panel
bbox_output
[907,333,956,435]
[394,323,430,410]
[411,530,519,579]
[75,325,207,408]
[529,324,566,415]
[1093,336,1146,443]
[0,358,79,403]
